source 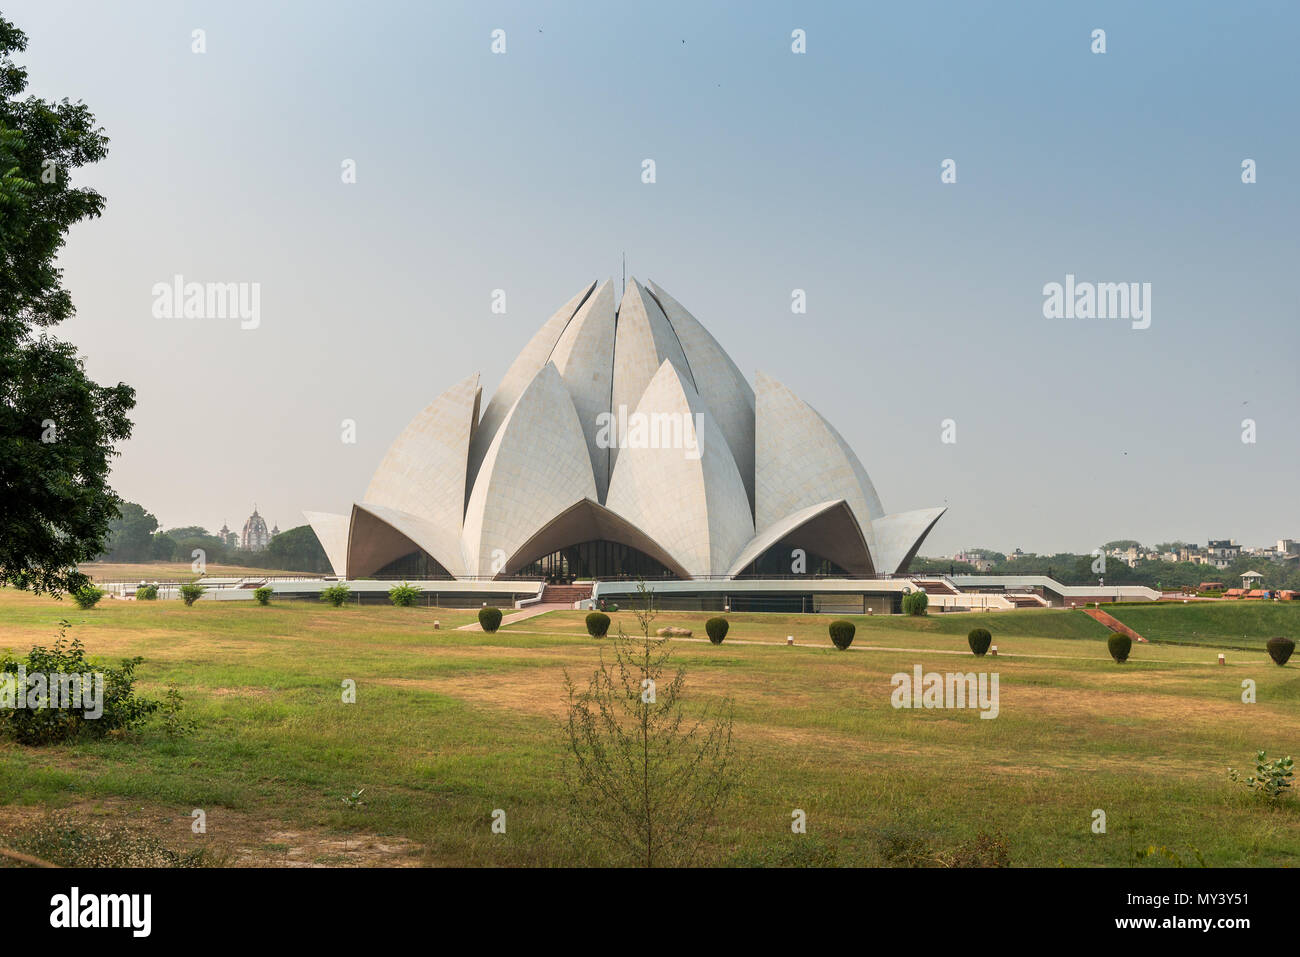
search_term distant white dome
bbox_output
[241,508,271,551]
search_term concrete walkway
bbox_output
[455,602,572,631]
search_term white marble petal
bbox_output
[461,362,599,578]
[549,280,616,501]
[754,370,883,555]
[871,507,948,575]
[646,279,756,511]
[726,499,874,578]
[605,360,754,577]
[363,371,480,534]
[466,281,596,504]
[347,502,467,579]
[608,279,697,478]
[303,511,350,577]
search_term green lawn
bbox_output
[77,561,314,582]
[0,589,1297,867]
[1103,601,1300,650]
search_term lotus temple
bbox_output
[291,277,972,613]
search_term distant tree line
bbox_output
[98,502,330,573]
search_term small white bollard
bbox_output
[990,645,998,656]
[786,635,794,646]
[1218,653,1226,665]
[433,620,440,630]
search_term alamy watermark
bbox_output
[152,275,260,329]
[594,406,705,460]
[1042,274,1150,330]
[890,665,999,719]
[0,666,104,718]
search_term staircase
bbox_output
[1082,607,1149,643]
[915,578,960,596]
[540,583,593,606]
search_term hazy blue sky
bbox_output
[10,0,1298,555]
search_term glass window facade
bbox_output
[516,540,676,580]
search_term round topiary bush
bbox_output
[479,606,503,633]
[901,590,929,616]
[135,584,159,601]
[253,586,272,606]
[705,617,729,644]
[586,611,610,637]
[829,619,855,650]
[1266,636,1295,667]
[1107,633,1132,663]
[967,628,992,656]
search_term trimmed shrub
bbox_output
[1229,749,1294,799]
[0,622,158,745]
[967,628,992,656]
[901,590,929,616]
[388,582,421,607]
[253,587,272,606]
[135,584,159,601]
[178,583,205,607]
[479,607,503,633]
[1107,633,1131,663]
[585,611,610,637]
[320,584,351,607]
[829,620,855,650]
[1266,636,1295,667]
[71,585,104,610]
[705,617,729,644]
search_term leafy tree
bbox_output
[149,532,177,561]
[0,15,133,596]
[101,502,159,562]
[563,582,735,866]
[161,525,210,542]
[263,524,330,573]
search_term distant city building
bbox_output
[240,506,276,552]
[1206,539,1241,569]
[953,550,993,572]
